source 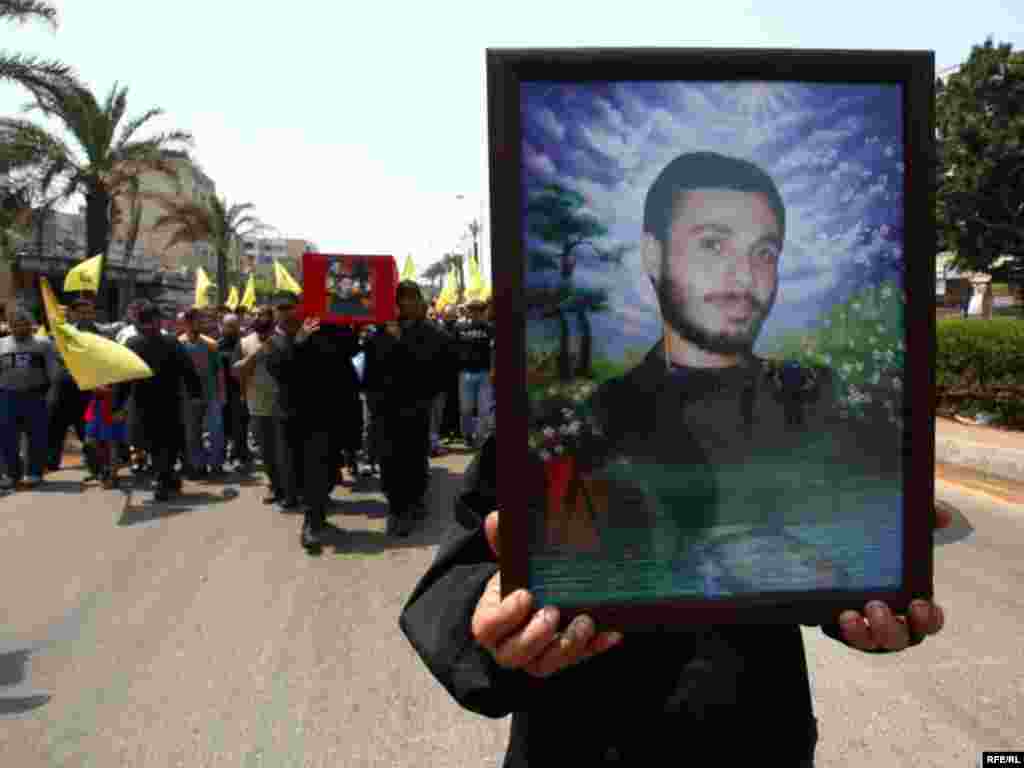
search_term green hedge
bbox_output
[936,317,1024,427]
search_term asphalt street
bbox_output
[0,455,1021,767]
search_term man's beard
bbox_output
[656,267,773,358]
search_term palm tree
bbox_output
[0,80,193,294]
[148,194,267,305]
[0,0,78,99]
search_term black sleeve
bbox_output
[398,523,539,718]
[264,335,297,383]
[113,338,141,409]
[176,341,203,400]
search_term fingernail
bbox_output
[572,616,594,640]
[839,610,860,625]
[866,602,887,621]
[541,606,558,624]
[606,632,624,647]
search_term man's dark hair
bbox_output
[643,151,786,247]
[184,307,203,322]
[396,280,422,303]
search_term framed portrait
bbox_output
[488,48,936,630]
[302,253,399,325]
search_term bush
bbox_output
[937,317,1024,427]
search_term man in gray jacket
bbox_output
[0,306,59,489]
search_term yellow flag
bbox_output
[39,277,153,391]
[64,253,103,292]
[401,254,416,280]
[195,267,215,308]
[240,274,256,310]
[465,254,484,301]
[274,260,303,295]
[226,286,240,310]
[435,266,458,310]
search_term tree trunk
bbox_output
[557,309,571,382]
[576,308,592,378]
[85,186,111,293]
[216,245,227,306]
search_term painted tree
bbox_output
[936,38,1024,275]
[421,258,448,293]
[526,183,628,380]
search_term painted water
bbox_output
[529,494,903,606]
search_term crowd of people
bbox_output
[0,280,495,550]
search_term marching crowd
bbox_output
[0,280,495,549]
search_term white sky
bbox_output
[2,0,1021,279]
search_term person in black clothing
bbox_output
[264,293,358,550]
[454,300,495,448]
[315,321,363,490]
[399,152,948,766]
[217,313,251,471]
[46,300,92,472]
[114,302,201,501]
[363,281,454,537]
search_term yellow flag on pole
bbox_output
[240,274,257,309]
[401,254,416,280]
[226,286,240,310]
[465,254,484,301]
[63,253,103,292]
[39,277,153,391]
[435,266,458,310]
[274,260,303,295]
[194,267,215,308]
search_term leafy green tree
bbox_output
[421,258,447,292]
[149,194,267,305]
[526,183,628,380]
[0,80,193,294]
[936,39,1024,274]
[0,0,78,100]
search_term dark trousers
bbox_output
[47,382,89,469]
[138,410,184,490]
[0,390,48,480]
[251,414,283,496]
[379,406,431,520]
[225,396,251,463]
[277,415,333,528]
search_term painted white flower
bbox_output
[892,377,902,391]
[869,336,877,345]
[852,303,862,311]
[823,355,832,364]
[562,408,574,420]
[539,450,551,461]
[559,424,572,436]
[542,427,556,439]
[871,372,881,385]
[567,421,582,435]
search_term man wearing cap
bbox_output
[0,305,60,489]
[264,293,354,551]
[115,302,202,501]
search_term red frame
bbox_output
[302,253,399,326]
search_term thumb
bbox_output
[484,510,500,559]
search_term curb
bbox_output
[935,436,1024,485]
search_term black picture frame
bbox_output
[488,47,935,631]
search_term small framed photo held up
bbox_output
[488,47,936,630]
[302,253,399,325]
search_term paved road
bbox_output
[0,457,1021,767]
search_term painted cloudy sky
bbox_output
[521,81,906,360]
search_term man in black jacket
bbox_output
[114,302,202,501]
[399,152,948,765]
[363,281,454,537]
[264,293,358,550]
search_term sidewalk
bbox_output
[935,415,1024,484]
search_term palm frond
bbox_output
[116,107,162,147]
[0,52,75,97]
[0,0,58,27]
